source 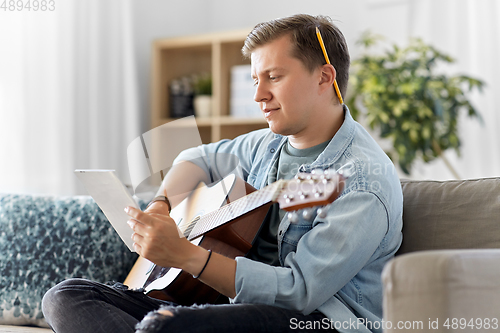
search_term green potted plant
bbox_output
[347,32,485,177]
[192,72,212,118]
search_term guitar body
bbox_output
[125,175,271,305]
[148,202,272,305]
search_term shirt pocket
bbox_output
[246,173,257,187]
[280,217,314,262]
[340,279,363,305]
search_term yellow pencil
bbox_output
[315,27,344,105]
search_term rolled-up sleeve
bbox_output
[233,257,279,304]
[232,190,389,314]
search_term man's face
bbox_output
[251,35,322,137]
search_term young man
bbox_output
[42,14,402,333]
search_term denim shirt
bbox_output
[174,108,403,333]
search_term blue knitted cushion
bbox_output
[0,193,142,327]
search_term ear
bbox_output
[318,64,336,95]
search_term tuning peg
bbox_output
[317,206,328,218]
[298,191,309,199]
[323,169,331,175]
[294,173,306,181]
[311,168,323,175]
[338,163,354,179]
[287,212,299,223]
[302,208,314,221]
[312,188,323,198]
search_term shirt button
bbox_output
[270,148,275,153]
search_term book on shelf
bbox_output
[230,65,261,118]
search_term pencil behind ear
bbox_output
[316,27,344,104]
[318,64,336,94]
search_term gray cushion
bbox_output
[398,177,500,255]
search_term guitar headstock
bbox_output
[276,170,346,211]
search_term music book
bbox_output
[75,169,138,252]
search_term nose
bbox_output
[253,82,271,103]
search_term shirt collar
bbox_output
[303,105,356,171]
[270,104,356,171]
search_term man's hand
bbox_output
[124,203,237,298]
[125,205,206,271]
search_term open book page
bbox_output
[75,170,139,252]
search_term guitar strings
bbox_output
[186,182,281,240]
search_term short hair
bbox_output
[242,14,350,98]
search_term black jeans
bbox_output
[42,278,336,333]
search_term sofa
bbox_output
[382,177,500,332]
[1,177,499,332]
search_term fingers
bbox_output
[133,242,142,253]
[132,236,143,254]
[125,206,171,226]
[125,206,153,225]
[125,206,167,256]
[128,216,151,247]
[124,206,185,260]
[127,219,143,234]
[130,230,144,243]
[128,221,145,255]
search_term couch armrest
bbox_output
[382,249,500,332]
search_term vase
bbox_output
[194,95,212,118]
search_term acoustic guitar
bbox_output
[124,170,345,305]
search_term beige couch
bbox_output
[2,177,499,332]
[383,177,500,332]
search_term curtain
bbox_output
[407,0,500,179]
[0,0,140,195]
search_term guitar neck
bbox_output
[182,170,344,241]
[184,180,285,241]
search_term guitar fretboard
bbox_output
[184,180,284,241]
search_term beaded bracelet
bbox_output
[193,250,212,279]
